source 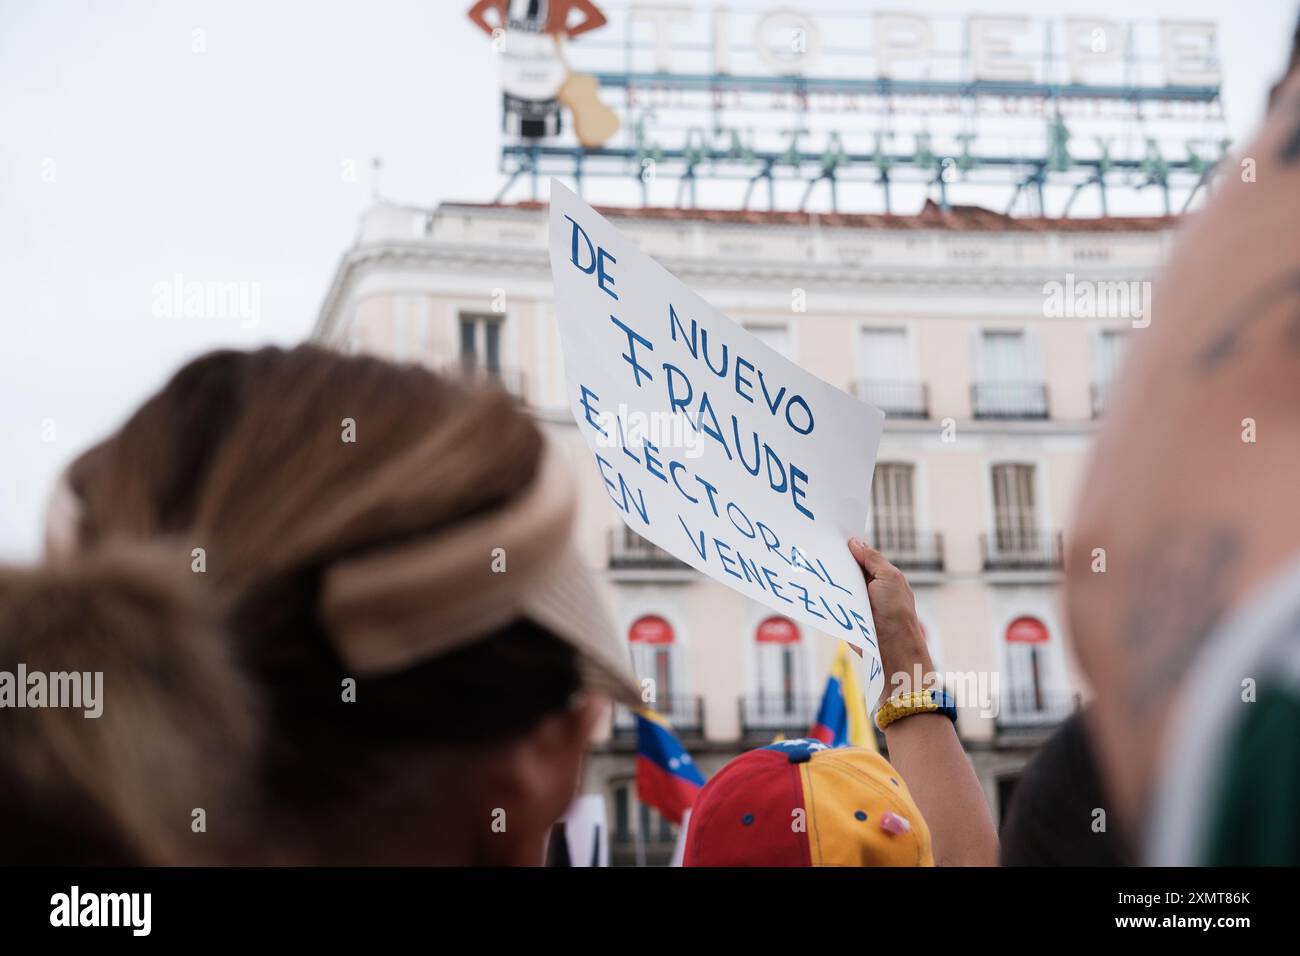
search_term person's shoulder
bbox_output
[1204,686,1300,866]
[1001,711,1130,866]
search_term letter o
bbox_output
[726,501,757,539]
[785,395,814,435]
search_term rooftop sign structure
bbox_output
[468,2,1228,216]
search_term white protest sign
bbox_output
[548,180,886,691]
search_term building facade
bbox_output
[313,196,1175,864]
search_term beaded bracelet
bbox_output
[874,689,958,731]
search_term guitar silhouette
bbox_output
[554,38,619,147]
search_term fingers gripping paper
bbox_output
[548,181,886,692]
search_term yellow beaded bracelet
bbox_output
[874,689,957,731]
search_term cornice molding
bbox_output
[315,239,1161,340]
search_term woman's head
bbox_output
[0,542,259,864]
[44,345,637,863]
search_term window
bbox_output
[459,312,502,374]
[753,616,803,719]
[975,330,1047,418]
[872,463,942,571]
[620,615,700,733]
[871,463,917,551]
[640,802,675,845]
[1095,330,1126,383]
[985,463,1061,570]
[991,463,1038,552]
[610,779,678,866]
[456,311,526,400]
[979,330,1029,382]
[628,614,675,705]
[857,328,926,417]
[1004,616,1050,717]
[1092,330,1127,416]
[860,327,909,377]
[613,783,630,846]
[744,323,791,361]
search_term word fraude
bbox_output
[0,664,103,718]
[590,300,818,522]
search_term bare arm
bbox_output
[849,538,999,866]
[467,0,503,38]
[564,0,608,39]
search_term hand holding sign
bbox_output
[548,181,886,695]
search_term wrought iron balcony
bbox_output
[607,527,692,571]
[612,695,705,741]
[995,689,1080,737]
[851,379,930,419]
[739,693,820,742]
[971,382,1049,420]
[981,531,1064,571]
[874,530,945,572]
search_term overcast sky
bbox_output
[2,0,1296,560]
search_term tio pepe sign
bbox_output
[628,7,1220,86]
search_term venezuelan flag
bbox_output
[635,709,705,824]
[809,642,878,752]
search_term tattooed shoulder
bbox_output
[1120,526,1245,716]
[1192,269,1300,375]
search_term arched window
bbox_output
[629,615,674,645]
[754,616,804,721]
[1006,616,1049,645]
[628,615,675,708]
[756,616,800,644]
[1005,615,1050,716]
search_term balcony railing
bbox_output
[739,693,819,741]
[607,527,692,571]
[971,382,1049,420]
[438,361,527,401]
[1090,381,1112,419]
[611,839,678,868]
[996,689,1080,736]
[851,380,930,419]
[612,695,705,740]
[981,531,1064,571]
[874,530,945,572]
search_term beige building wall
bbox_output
[314,198,1174,856]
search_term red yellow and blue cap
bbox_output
[683,738,933,867]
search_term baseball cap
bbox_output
[683,738,934,866]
